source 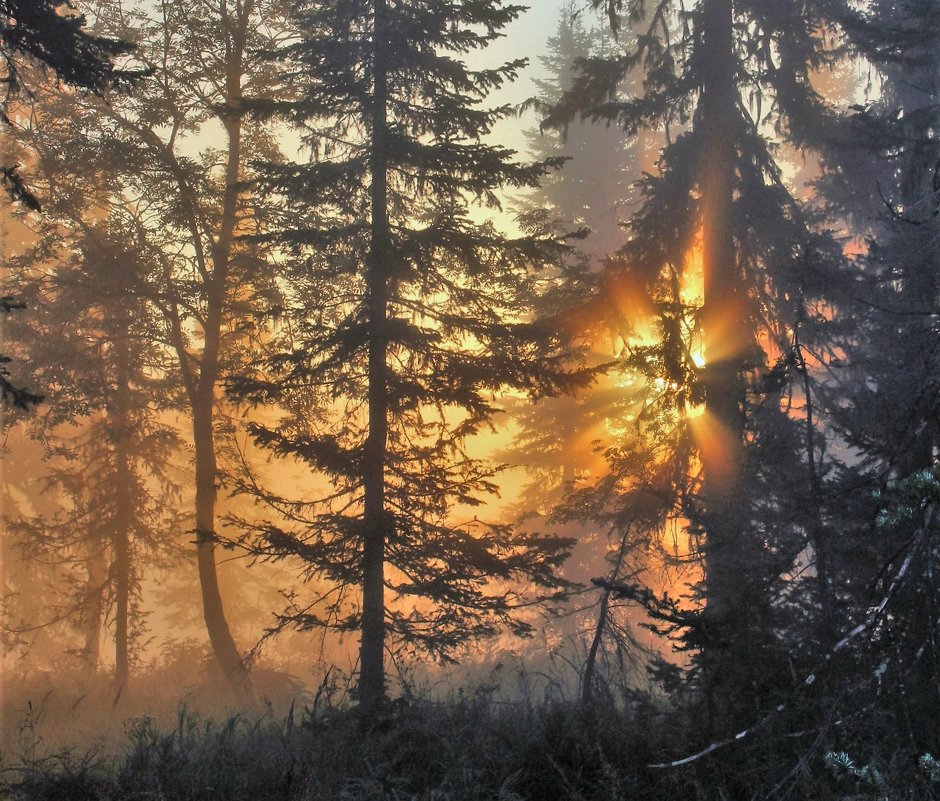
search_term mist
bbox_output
[2,1,939,799]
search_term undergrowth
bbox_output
[2,688,938,801]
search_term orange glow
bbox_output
[688,409,737,489]
[604,270,659,346]
[681,235,706,369]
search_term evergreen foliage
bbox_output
[3,0,940,794]
[812,0,940,762]
[524,3,640,260]
[6,0,290,696]
[1,0,131,409]
[231,0,596,705]
[3,224,183,691]
[542,0,854,738]
[1,0,133,207]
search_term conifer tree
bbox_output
[1,0,132,208]
[1,0,132,410]
[501,5,668,705]
[525,2,638,260]
[546,0,851,737]
[234,0,592,708]
[4,222,181,695]
[813,0,940,757]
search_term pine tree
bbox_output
[525,2,639,260]
[1,0,133,410]
[813,0,940,758]
[545,0,852,738]
[4,222,182,696]
[233,0,593,708]
[1,0,132,208]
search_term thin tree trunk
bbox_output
[112,329,133,699]
[80,543,108,677]
[359,0,390,710]
[581,589,609,706]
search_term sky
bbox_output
[477,0,579,155]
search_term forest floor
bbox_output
[0,670,920,801]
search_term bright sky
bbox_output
[481,0,583,156]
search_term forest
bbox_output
[2,0,939,799]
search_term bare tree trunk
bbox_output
[80,543,108,677]
[112,329,132,699]
[581,589,609,706]
[193,397,252,693]
[186,0,256,700]
[359,0,390,711]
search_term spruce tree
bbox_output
[1,0,132,208]
[499,5,668,704]
[813,0,940,759]
[545,0,852,738]
[525,2,640,260]
[4,222,182,695]
[1,0,132,410]
[234,0,592,707]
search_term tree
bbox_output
[505,5,679,704]
[524,2,642,260]
[232,0,594,708]
[12,0,288,697]
[1,0,132,207]
[811,0,940,759]
[4,222,182,695]
[545,0,852,738]
[1,0,132,411]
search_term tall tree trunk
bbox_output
[359,0,390,710]
[193,397,251,692]
[80,542,108,678]
[581,589,609,706]
[112,329,133,699]
[189,0,255,698]
[698,0,752,734]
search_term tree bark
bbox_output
[186,0,255,699]
[581,589,609,706]
[698,0,753,734]
[359,0,390,710]
[112,327,133,699]
[80,542,108,677]
[193,396,252,692]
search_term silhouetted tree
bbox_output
[525,3,640,260]
[811,0,940,762]
[1,0,132,207]
[231,0,594,709]
[546,0,852,741]
[10,0,288,698]
[1,0,132,411]
[4,223,182,695]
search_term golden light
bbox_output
[688,406,738,489]
[684,400,706,420]
[681,231,706,366]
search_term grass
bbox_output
[0,683,692,801]
[2,675,938,800]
